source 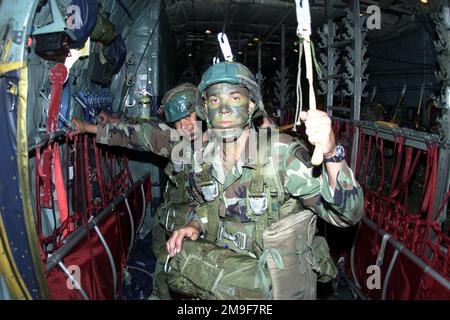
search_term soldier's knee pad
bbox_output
[167,239,269,300]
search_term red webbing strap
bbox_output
[363,130,379,192]
[371,135,406,254]
[343,122,351,160]
[419,154,432,215]
[399,148,422,207]
[112,154,118,196]
[418,143,437,220]
[334,121,341,140]
[435,189,450,222]
[388,135,405,195]
[361,135,373,187]
[124,157,134,185]
[389,146,421,200]
[93,137,107,207]
[372,130,386,194]
[427,144,438,221]
[35,145,47,259]
[41,64,68,208]
[347,123,356,165]
[79,137,89,223]
[53,142,70,237]
[65,135,72,223]
[424,221,450,281]
[105,150,114,199]
[73,135,80,225]
[389,147,421,242]
[40,145,54,208]
[355,126,365,181]
[83,135,93,216]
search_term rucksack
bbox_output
[91,35,126,85]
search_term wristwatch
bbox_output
[324,143,345,163]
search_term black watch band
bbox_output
[323,143,345,163]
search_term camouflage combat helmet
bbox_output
[162,83,200,124]
[196,62,264,126]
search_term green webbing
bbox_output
[255,248,284,298]
[200,163,221,242]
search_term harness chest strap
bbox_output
[197,163,221,242]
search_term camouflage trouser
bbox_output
[313,236,338,283]
[167,239,270,300]
[151,201,195,299]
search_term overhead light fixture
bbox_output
[188,53,192,57]
[420,0,428,3]
[272,57,277,61]
[205,29,212,34]
[247,42,253,46]
[293,49,298,53]
[238,51,243,55]
[253,37,259,42]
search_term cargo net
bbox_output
[35,133,133,259]
[333,119,449,283]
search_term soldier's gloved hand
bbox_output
[98,111,120,125]
[166,220,202,257]
[300,110,337,157]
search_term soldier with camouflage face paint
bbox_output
[164,62,364,300]
[71,83,205,299]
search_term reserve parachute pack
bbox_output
[167,239,269,300]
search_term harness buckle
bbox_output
[219,226,248,250]
[200,181,218,202]
[165,208,176,231]
[172,159,184,173]
[233,232,248,250]
[249,193,268,215]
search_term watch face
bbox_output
[325,144,345,162]
[337,144,345,158]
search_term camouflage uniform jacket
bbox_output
[189,129,364,252]
[95,118,204,203]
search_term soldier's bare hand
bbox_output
[98,111,119,125]
[166,221,201,257]
[70,117,86,137]
[300,110,336,157]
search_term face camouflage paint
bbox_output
[205,83,251,130]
